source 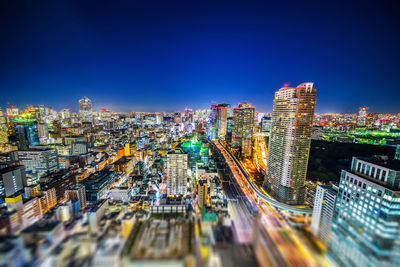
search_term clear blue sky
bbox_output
[1,0,399,113]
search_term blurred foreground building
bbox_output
[311,184,337,244]
[330,156,400,266]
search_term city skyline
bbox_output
[1,1,400,113]
[1,1,400,266]
[2,93,400,115]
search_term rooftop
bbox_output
[0,165,24,174]
[357,156,400,172]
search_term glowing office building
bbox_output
[264,82,316,205]
[330,157,400,266]
[231,103,255,158]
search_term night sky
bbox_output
[1,0,399,113]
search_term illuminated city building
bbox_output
[264,82,317,204]
[212,103,229,140]
[71,141,88,155]
[0,165,26,198]
[311,184,337,244]
[78,96,93,122]
[135,112,145,125]
[37,122,49,139]
[11,146,59,176]
[155,112,163,124]
[395,144,400,160]
[330,157,400,266]
[52,120,62,138]
[15,123,40,150]
[60,109,71,119]
[357,106,368,127]
[65,185,87,209]
[215,104,230,139]
[0,108,8,150]
[184,108,194,123]
[80,170,115,203]
[261,116,271,132]
[6,107,19,117]
[166,149,188,196]
[196,178,209,208]
[231,102,255,158]
[226,116,233,143]
[33,105,44,121]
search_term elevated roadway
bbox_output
[215,140,313,214]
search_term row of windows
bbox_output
[356,161,387,182]
[343,175,383,197]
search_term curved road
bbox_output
[216,140,313,214]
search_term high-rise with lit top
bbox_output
[79,96,92,122]
[264,82,316,205]
[357,106,368,127]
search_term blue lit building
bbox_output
[15,123,40,150]
[80,169,115,203]
[330,156,400,266]
[395,144,400,160]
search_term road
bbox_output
[213,140,333,267]
[217,140,313,214]
[223,176,254,244]
[254,134,267,172]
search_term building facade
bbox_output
[357,106,368,127]
[231,103,255,158]
[166,149,188,196]
[12,147,58,176]
[0,108,8,151]
[264,82,317,204]
[311,184,337,244]
[0,165,26,198]
[214,104,229,139]
[78,97,92,122]
[330,157,400,266]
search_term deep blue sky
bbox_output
[1,0,399,113]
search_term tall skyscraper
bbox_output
[311,184,337,244]
[212,103,230,140]
[0,108,8,150]
[79,97,92,122]
[330,157,400,266]
[231,103,255,158]
[357,106,368,127]
[166,149,188,195]
[264,82,317,204]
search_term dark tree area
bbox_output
[307,140,396,183]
